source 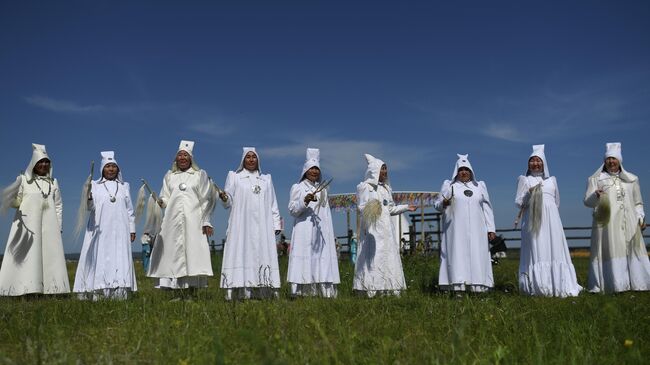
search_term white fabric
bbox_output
[363,153,388,186]
[584,169,650,293]
[434,179,495,291]
[178,140,194,156]
[299,148,321,182]
[236,147,262,172]
[73,180,137,297]
[353,157,409,295]
[100,151,122,182]
[516,175,582,297]
[451,154,476,182]
[605,142,622,163]
[0,174,70,295]
[147,168,214,285]
[287,179,340,297]
[24,143,51,181]
[220,159,282,299]
[527,144,550,178]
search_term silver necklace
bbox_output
[103,180,119,203]
[33,178,51,199]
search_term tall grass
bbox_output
[0,255,647,364]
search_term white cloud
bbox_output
[187,121,235,137]
[24,96,106,113]
[483,123,527,143]
[262,138,432,182]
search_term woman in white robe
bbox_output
[0,143,70,296]
[219,147,282,300]
[287,148,340,298]
[434,154,496,293]
[147,140,214,290]
[516,144,581,297]
[73,151,137,300]
[353,154,416,297]
[584,142,650,293]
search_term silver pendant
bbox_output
[383,199,388,206]
[464,190,473,197]
[252,185,261,194]
[179,183,187,191]
[110,196,116,203]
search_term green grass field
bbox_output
[0,255,648,364]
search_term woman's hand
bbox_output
[488,232,497,241]
[304,193,317,205]
[130,233,136,242]
[219,191,228,202]
[407,205,417,212]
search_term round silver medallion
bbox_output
[383,199,388,206]
[179,183,187,191]
[464,189,473,197]
[110,197,116,203]
[252,185,261,194]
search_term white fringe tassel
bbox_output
[528,184,543,236]
[362,199,383,228]
[73,175,93,239]
[135,184,146,223]
[143,196,163,236]
[0,176,21,215]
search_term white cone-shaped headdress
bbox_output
[100,151,123,181]
[172,140,199,171]
[25,143,51,180]
[363,153,387,186]
[300,148,321,182]
[604,142,622,163]
[526,144,550,178]
[451,154,476,182]
[237,147,262,173]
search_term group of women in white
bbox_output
[0,140,647,300]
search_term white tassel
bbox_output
[143,196,163,236]
[595,193,611,227]
[362,199,383,228]
[0,176,21,215]
[73,175,93,239]
[135,184,146,223]
[528,184,543,235]
[202,183,218,224]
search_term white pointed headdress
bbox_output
[363,153,387,186]
[300,148,321,182]
[237,147,262,172]
[172,140,199,171]
[527,144,550,178]
[451,154,476,182]
[25,143,52,180]
[100,151,123,181]
[604,142,622,163]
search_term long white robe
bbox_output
[353,182,409,295]
[516,175,582,297]
[287,180,340,297]
[434,180,495,292]
[73,180,137,298]
[584,170,650,293]
[147,169,213,286]
[0,175,70,295]
[220,169,281,299]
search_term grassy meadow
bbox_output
[0,254,648,364]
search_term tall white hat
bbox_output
[451,154,476,182]
[25,143,51,180]
[237,147,262,172]
[604,142,622,163]
[300,148,321,182]
[527,144,550,178]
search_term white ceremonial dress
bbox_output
[516,175,582,297]
[287,180,340,297]
[585,171,650,293]
[73,180,137,299]
[354,181,410,296]
[0,175,70,295]
[220,169,282,299]
[434,180,495,292]
[147,169,213,288]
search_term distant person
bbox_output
[584,142,650,293]
[434,154,496,293]
[0,144,70,296]
[353,154,416,297]
[73,151,137,300]
[146,140,214,295]
[516,145,581,297]
[219,147,282,300]
[286,148,340,298]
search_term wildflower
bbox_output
[624,339,633,348]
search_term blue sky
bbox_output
[1,1,649,253]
